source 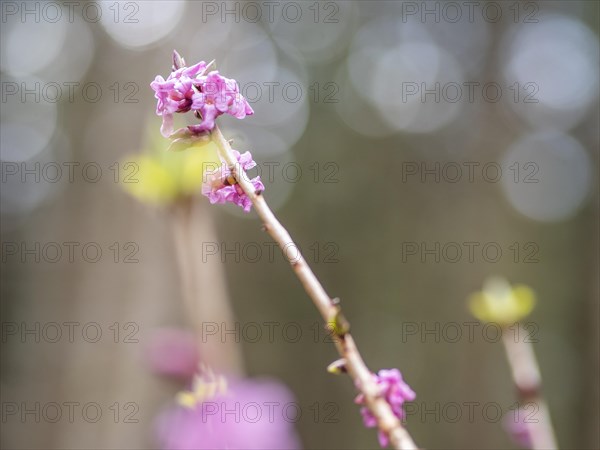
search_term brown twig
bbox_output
[211,125,418,450]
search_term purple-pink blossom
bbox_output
[151,52,253,138]
[151,61,208,137]
[355,369,416,448]
[188,71,254,134]
[202,150,264,212]
[155,377,301,449]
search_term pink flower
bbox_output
[155,377,301,449]
[151,61,208,137]
[151,52,253,137]
[188,71,254,134]
[202,150,264,213]
[355,369,416,448]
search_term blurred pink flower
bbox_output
[202,150,264,212]
[143,328,199,380]
[355,369,416,447]
[503,408,533,448]
[156,377,301,450]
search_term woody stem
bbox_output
[211,125,419,450]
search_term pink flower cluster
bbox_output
[202,150,264,212]
[151,53,253,137]
[355,369,416,448]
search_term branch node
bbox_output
[517,384,541,400]
[331,307,350,337]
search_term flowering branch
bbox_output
[502,327,558,449]
[151,51,419,449]
[210,125,418,450]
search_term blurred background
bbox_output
[1,1,599,449]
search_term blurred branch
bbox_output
[212,125,418,450]
[502,326,558,449]
[170,197,244,376]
